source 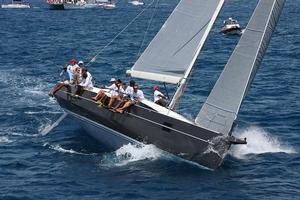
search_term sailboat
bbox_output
[51,0,285,170]
[1,0,30,8]
[129,0,144,6]
[46,0,101,10]
[101,0,116,9]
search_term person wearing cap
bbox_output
[67,59,78,84]
[153,86,167,107]
[107,79,124,109]
[91,78,117,101]
[115,85,144,113]
[112,80,135,110]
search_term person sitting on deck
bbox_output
[107,79,124,109]
[153,85,167,107]
[115,85,144,113]
[74,68,93,96]
[91,78,117,101]
[80,68,93,89]
[125,80,135,96]
[113,80,135,109]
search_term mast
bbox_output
[195,0,285,135]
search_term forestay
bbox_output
[127,0,224,84]
[195,0,285,135]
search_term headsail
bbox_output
[127,0,224,84]
[195,0,285,135]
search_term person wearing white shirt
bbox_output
[80,69,93,89]
[153,85,167,107]
[108,80,125,109]
[91,78,117,101]
[124,80,135,97]
[115,85,144,113]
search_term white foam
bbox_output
[230,126,296,159]
[101,143,164,167]
[25,111,62,115]
[0,136,13,144]
[45,143,95,156]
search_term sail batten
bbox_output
[195,0,285,135]
[127,0,224,84]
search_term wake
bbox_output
[229,126,296,159]
[100,144,164,167]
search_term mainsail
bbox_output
[127,0,224,84]
[195,0,285,135]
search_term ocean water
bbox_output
[0,0,299,199]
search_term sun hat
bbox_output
[110,78,116,82]
[78,60,84,65]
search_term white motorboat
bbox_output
[129,0,144,6]
[1,0,30,8]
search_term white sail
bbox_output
[127,0,224,84]
[195,0,285,135]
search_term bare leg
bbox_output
[92,90,104,101]
[115,101,134,113]
[49,83,65,96]
[108,96,118,108]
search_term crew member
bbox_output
[153,85,167,107]
[115,85,144,113]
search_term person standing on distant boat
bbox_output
[115,85,144,113]
[153,85,167,107]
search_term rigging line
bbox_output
[137,0,160,58]
[86,0,156,67]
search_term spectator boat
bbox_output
[220,17,242,35]
[1,0,30,8]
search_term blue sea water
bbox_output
[0,0,299,199]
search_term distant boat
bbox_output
[220,17,242,35]
[129,0,144,6]
[1,0,30,8]
[51,0,285,170]
[101,0,116,9]
[46,0,101,10]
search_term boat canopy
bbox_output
[196,0,285,135]
[127,0,224,84]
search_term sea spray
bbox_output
[230,126,296,159]
[100,144,164,167]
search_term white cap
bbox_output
[78,61,84,65]
[110,78,116,82]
